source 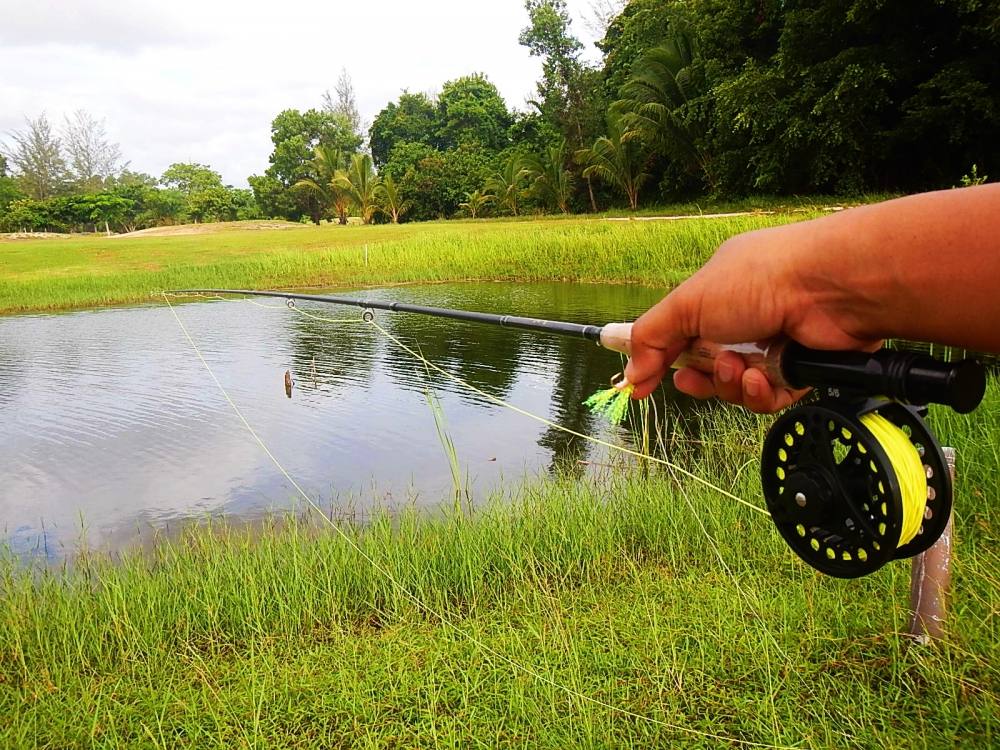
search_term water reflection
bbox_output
[0,282,673,559]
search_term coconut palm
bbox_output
[523,140,574,214]
[293,145,344,223]
[615,31,713,188]
[375,173,409,223]
[333,153,380,224]
[576,117,649,211]
[459,190,493,219]
[485,155,531,217]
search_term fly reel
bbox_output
[756,344,988,578]
[761,398,954,578]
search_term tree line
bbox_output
[0,112,259,234]
[3,1,996,233]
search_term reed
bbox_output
[1,382,996,748]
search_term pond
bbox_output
[1,282,681,560]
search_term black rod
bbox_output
[175,288,604,342]
[173,288,986,412]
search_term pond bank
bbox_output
[0,213,802,315]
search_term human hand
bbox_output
[623,220,882,413]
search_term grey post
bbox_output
[909,446,956,642]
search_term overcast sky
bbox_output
[0,0,609,188]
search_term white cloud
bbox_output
[0,0,202,52]
[0,0,605,187]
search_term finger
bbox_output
[624,337,688,391]
[628,364,671,399]
[741,369,793,414]
[673,368,716,400]
[713,350,746,405]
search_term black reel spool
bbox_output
[761,398,952,578]
[758,346,987,578]
[761,398,964,578]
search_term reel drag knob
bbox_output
[760,402,949,578]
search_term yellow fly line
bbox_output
[859,413,928,548]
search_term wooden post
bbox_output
[909,446,956,642]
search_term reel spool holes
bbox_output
[761,400,952,578]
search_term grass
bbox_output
[2,209,997,747]
[2,379,997,748]
[0,212,808,314]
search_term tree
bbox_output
[1,199,48,232]
[393,143,497,221]
[597,0,673,98]
[369,91,438,168]
[615,32,715,190]
[323,68,365,144]
[375,173,409,223]
[333,153,380,224]
[0,174,25,216]
[293,145,345,224]
[3,114,69,200]
[81,192,133,235]
[520,0,606,210]
[62,110,126,191]
[576,117,649,210]
[459,189,492,218]
[486,155,532,216]
[524,140,574,213]
[159,163,247,224]
[436,74,512,152]
[160,162,223,195]
[253,108,362,222]
[583,0,626,39]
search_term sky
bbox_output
[0,0,612,188]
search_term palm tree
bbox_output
[615,32,713,188]
[375,173,409,223]
[293,145,343,223]
[524,141,574,214]
[459,190,493,219]
[333,153,380,224]
[485,155,531,217]
[576,117,649,211]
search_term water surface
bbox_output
[1,282,675,559]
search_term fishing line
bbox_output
[282,296,791,659]
[161,292,800,749]
[283,301,769,516]
[171,289,986,576]
[859,414,927,548]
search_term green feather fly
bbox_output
[583,382,635,424]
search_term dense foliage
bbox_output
[2,0,995,231]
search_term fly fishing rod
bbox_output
[175,288,987,578]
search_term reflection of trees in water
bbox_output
[285,311,377,396]
[380,313,525,403]
[535,336,610,476]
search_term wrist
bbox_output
[789,210,900,343]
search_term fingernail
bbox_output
[613,375,631,391]
[745,377,760,398]
[717,361,734,383]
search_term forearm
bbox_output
[799,185,1000,351]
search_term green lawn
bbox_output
[0,213,804,314]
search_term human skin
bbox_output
[623,184,1000,413]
